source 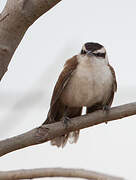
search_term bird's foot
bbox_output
[103,105,110,112]
[102,105,110,124]
[63,116,70,129]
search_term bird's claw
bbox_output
[103,105,110,112]
[63,116,70,129]
[102,105,110,124]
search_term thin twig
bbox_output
[0,168,124,180]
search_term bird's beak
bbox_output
[87,51,94,56]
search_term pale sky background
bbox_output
[0,0,136,180]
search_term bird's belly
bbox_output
[61,62,112,107]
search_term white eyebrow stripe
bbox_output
[94,47,106,54]
[82,45,86,51]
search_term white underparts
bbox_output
[61,55,113,107]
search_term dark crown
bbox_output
[85,42,103,52]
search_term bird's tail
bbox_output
[51,130,80,148]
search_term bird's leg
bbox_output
[103,105,110,112]
[63,106,70,129]
[102,105,110,124]
[63,116,70,128]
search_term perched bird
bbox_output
[43,42,117,148]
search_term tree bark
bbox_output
[0,0,62,80]
[0,102,136,157]
[0,168,124,180]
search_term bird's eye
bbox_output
[81,50,86,54]
[93,53,106,58]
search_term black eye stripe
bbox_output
[93,53,106,58]
[80,50,106,58]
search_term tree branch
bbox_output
[0,168,124,180]
[0,0,62,80]
[0,102,136,157]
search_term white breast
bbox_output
[61,55,113,107]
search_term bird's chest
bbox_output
[61,60,113,107]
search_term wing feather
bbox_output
[50,55,78,107]
[43,55,78,125]
[108,64,117,92]
[107,64,117,106]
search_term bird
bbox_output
[43,42,117,148]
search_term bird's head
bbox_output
[80,42,108,64]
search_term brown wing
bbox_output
[106,64,117,106]
[43,55,78,124]
[50,55,78,107]
[108,64,117,92]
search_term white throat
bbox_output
[77,54,109,65]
